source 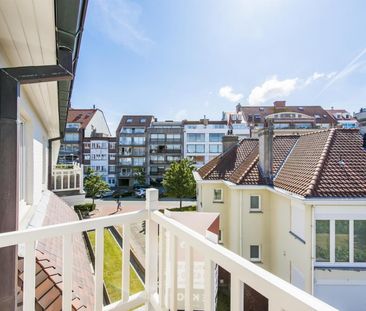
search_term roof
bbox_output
[67,109,97,129]
[326,109,357,121]
[183,120,227,125]
[239,105,336,125]
[198,129,366,198]
[18,192,94,310]
[116,115,154,134]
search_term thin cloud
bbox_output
[175,109,188,120]
[94,0,154,54]
[219,86,243,102]
[318,47,366,97]
[247,72,336,105]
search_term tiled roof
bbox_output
[239,105,336,125]
[67,109,97,129]
[198,129,366,198]
[18,192,94,310]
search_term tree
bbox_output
[133,167,146,185]
[84,168,110,206]
[162,159,196,208]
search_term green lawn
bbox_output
[88,229,144,302]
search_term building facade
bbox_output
[147,120,184,184]
[326,108,358,129]
[83,137,117,188]
[195,128,366,311]
[116,115,154,187]
[355,108,366,134]
[58,108,111,164]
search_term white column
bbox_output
[61,171,64,190]
[159,226,166,309]
[230,275,243,311]
[185,244,193,311]
[54,174,57,190]
[67,171,70,189]
[145,188,159,309]
[204,258,215,311]
[169,234,177,311]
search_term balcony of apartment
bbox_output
[51,162,84,194]
[0,189,337,311]
[355,110,366,123]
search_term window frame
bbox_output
[249,195,261,212]
[250,245,261,262]
[213,188,223,203]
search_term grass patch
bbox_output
[88,229,144,302]
[167,205,196,212]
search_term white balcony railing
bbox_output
[0,189,337,311]
[52,162,83,193]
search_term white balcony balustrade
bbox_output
[52,162,83,193]
[0,189,337,311]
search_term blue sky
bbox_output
[72,0,366,133]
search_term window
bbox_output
[167,134,181,141]
[120,158,132,166]
[335,220,349,262]
[151,134,165,140]
[167,155,181,162]
[187,133,205,142]
[109,154,116,161]
[84,154,90,160]
[126,118,133,123]
[140,118,146,123]
[250,195,261,211]
[66,122,80,129]
[187,144,205,153]
[290,203,305,241]
[109,165,116,173]
[133,158,145,166]
[209,144,222,153]
[209,133,224,142]
[133,137,145,145]
[84,142,90,149]
[134,128,145,134]
[354,220,366,262]
[120,137,132,145]
[213,189,223,202]
[316,220,330,262]
[109,142,116,149]
[64,133,79,142]
[250,245,261,261]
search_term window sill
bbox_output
[249,210,263,214]
[289,231,306,244]
[250,260,263,263]
[213,201,224,204]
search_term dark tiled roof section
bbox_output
[203,140,258,180]
[272,136,299,173]
[240,105,336,125]
[312,129,366,197]
[274,130,333,196]
[116,115,154,134]
[67,109,97,129]
[229,146,259,184]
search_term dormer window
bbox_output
[298,107,304,111]
[140,118,146,123]
[126,118,133,123]
[314,114,321,119]
[259,107,264,111]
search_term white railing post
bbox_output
[159,226,167,309]
[204,258,215,311]
[185,245,193,311]
[145,188,159,309]
[62,233,73,311]
[122,224,131,302]
[169,234,177,311]
[230,275,243,311]
[95,228,104,311]
[23,241,36,311]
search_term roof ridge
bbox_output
[305,128,336,196]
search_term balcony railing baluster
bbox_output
[122,224,130,302]
[184,244,193,311]
[24,241,36,311]
[169,233,177,311]
[95,227,105,311]
[62,233,74,311]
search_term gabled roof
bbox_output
[67,108,97,129]
[116,115,154,134]
[197,129,366,198]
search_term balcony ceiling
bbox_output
[0,0,59,136]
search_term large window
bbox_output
[166,144,181,152]
[316,220,330,262]
[133,137,145,145]
[133,158,145,166]
[316,219,366,264]
[120,137,132,145]
[187,133,205,142]
[209,144,222,153]
[120,158,132,166]
[167,134,181,141]
[209,133,224,142]
[151,134,165,141]
[187,144,205,153]
[66,122,80,129]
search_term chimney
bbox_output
[273,101,286,109]
[203,115,209,126]
[93,104,96,109]
[258,121,273,183]
[222,134,239,152]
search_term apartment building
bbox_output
[235,101,337,137]
[58,108,111,164]
[116,115,154,187]
[195,127,366,311]
[83,137,117,188]
[326,108,358,129]
[147,120,184,184]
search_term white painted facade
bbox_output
[0,1,61,229]
[184,124,228,167]
[84,110,111,137]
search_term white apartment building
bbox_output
[183,118,250,167]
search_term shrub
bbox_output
[74,203,96,215]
